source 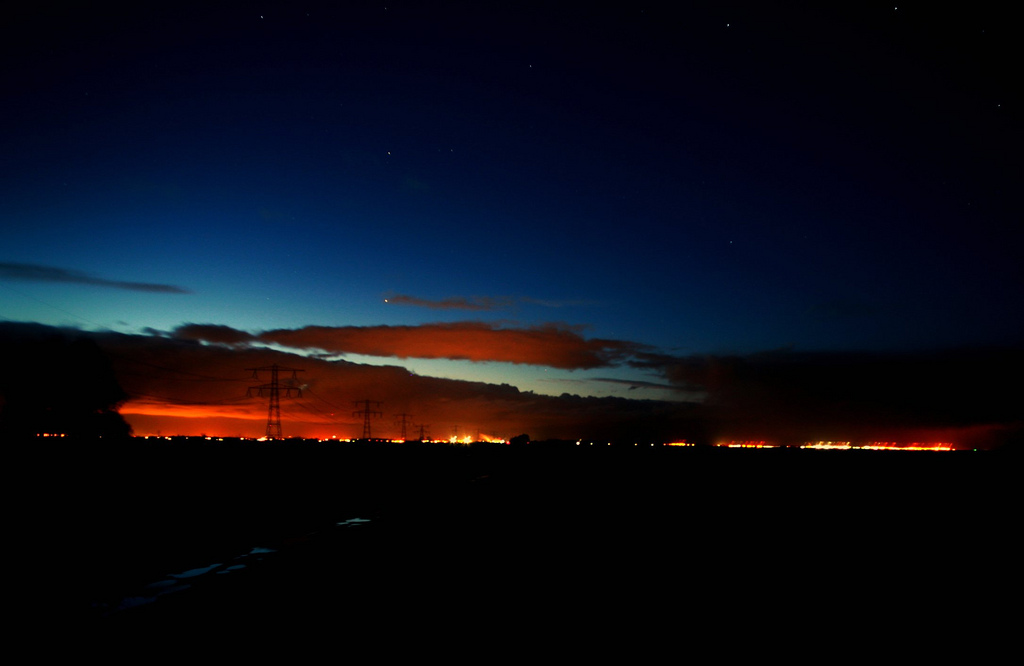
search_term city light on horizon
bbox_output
[118,433,962,451]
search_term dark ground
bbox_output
[16,440,1016,654]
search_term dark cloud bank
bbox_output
[637,349,1024,448]
[0,262,190,294]
[2,322,1021,448]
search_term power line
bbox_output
[108,352,246,382]
[289,398,344,426]
[128,391,251,406]
[303,387,348,412]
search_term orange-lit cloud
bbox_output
[4,322,1022,449]
[11,324,682,440]
[174,322,648,370]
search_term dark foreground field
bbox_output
[17,440,1016,653]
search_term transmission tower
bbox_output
[415,423,430,441]
[353,399,382,439]
[395,412,412,440]
[247,364,304,439]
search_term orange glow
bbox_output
[120,399,265,421]
[99,331,713,441]
[717,440,774,448]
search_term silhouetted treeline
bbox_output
[0,322,131,439]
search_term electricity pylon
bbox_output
[247,364,304,439]
[395,412,412,440]
[353,399,382,439]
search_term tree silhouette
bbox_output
[0,325,132,440]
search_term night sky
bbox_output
[2,3,1020,445]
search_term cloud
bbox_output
[385,293,599,310]
[635,347,1024,446]
[174,323,256,346]
[385,294,514,311]
[4,322,1021,448]
[174,322,649,370]
[0,262,191,294]
[0,323,688,441]
[587,377,681,391]
[163,323,1024,446]
[519,297,602,308]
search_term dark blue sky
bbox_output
[2,3,1020,440]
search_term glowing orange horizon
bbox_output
[121,398,958,450]
[120,399,265,421]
